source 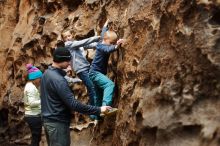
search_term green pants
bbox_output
[43,121,70,146]
[89,71,115,106]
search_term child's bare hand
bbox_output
[116,39,125,45]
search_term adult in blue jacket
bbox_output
[40,47,111,146]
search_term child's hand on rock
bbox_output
[117,39,125,45]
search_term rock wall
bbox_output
[1,0,220,146]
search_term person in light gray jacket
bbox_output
[61,30,99,109]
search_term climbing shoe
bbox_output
[100,108,118,117]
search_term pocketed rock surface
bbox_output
[1,0,220,146]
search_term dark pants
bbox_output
[24,116,42,146]
[43,121,70,146]
[78,69,96,105]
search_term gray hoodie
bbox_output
[65,36,99,74]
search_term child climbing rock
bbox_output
[89,19,125,117]
[61,30,99,107]
[23,64,43,146]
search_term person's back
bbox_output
[90,41,116,75]
[41,66,72,123]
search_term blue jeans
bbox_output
[43,121,70,146]
[78,70,96,106]
[25,116,42,146]
[89,71,115,106]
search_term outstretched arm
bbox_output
[100,39,125,53]
[103,19,109,27]
[65,36,100,49]
[56,79,112,115]
[101,19,110,39]
[56,79,101,115]
[99,44,117,53]
[83,42,98,50]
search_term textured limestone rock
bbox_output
[1,0,220,146]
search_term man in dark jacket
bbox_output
[40,47,111,146]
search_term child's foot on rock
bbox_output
[100,108,118,117]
